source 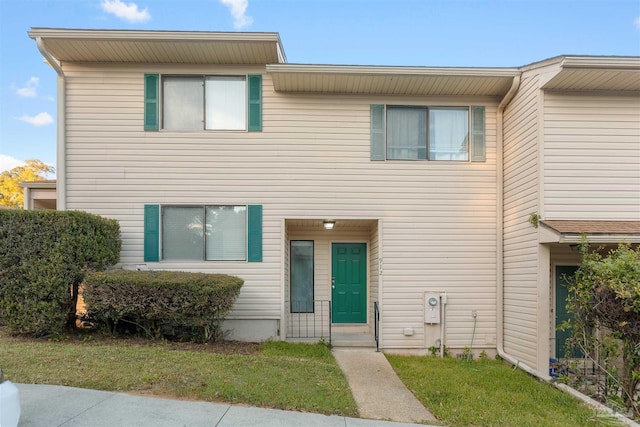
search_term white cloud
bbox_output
[635,16,640,31]
[219,0,253,29]
[0,154,24,172]
[13,77,39,97]
[101,0,150,23]
[16,112,54,127]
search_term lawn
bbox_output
[0,333,358,417]
[387,355,605,427]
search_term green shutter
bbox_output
[144,74,159,131]
[248,75,262,132]
[470,106,486,162]
[247,205,263,262]
[370,104,385,160]
[144,204,160,262]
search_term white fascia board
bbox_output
[559,234,640,244]
[539,226,561,243]
[19,181,56,189]
[266,63,520,77]
[28,28,281,43]
[560,56,640,70]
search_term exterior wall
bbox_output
[62,62,499,348]
[543,93,640,220]
[502,72,541,368]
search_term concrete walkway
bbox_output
[332,349,437,424]
[16,384,436,427]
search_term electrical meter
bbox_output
[424,293,441,324]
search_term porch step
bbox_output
[331,324,370,334]
[331,332,376,348]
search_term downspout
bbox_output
[35,37,66,210]
[496,73,544,378]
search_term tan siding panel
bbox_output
[543,93,640,220]
[502,73,540,369]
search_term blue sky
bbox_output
[1,0,639,174]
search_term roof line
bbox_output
[28,28,282,43]
[560,56,640,70]
[266,63,520,77]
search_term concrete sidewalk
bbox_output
[332,349,436,424]
[16,384,437,427]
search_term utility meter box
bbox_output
[424,292,441,324]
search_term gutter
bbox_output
[494,73,545,378]
[35,37,66,210]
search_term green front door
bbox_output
[332,243,366,323]
[555,265,579,358]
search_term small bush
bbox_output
[0,210,120,336]
[83,270,243,342]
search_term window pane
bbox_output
[205,206,247,260]
[205,77,246,130]
[162,207,203,260]
[429,108,469,161]
[386,107,427,160]
[163,77,203,131]
[291,241,314,313]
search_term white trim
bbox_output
[23,186,30,210]
[279,217,286,341]
[35,37,66,211]
[561,56,640,70]
[266,63,520,77]
[538,244,551,371]
[29,28,282,43]
[377,219,384,349]
[539,227,640,244]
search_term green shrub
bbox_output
[83,270,243,342]
[0,210,121,336]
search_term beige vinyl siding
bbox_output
[502,73,541,368]
[543,94,640,220]
[63,62,498,348]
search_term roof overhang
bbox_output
[28,28,286,65]
[19,180,57,190]
[541,56,640,92]
[539,220,640,244]
[266,64,520,96]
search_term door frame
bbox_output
[330,240,369,324]
[552,263,580,358]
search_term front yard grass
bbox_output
[0,333,358,417]
[387,355,603,427]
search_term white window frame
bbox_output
[385,105,473,162]
[161,75,247,131]
[160,205,248,261]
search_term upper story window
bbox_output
[163,76,246,131]
[371,104,485,162]
[144,74,262,132]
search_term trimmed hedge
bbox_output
[83,270,243,342]
[0,210,121,336]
